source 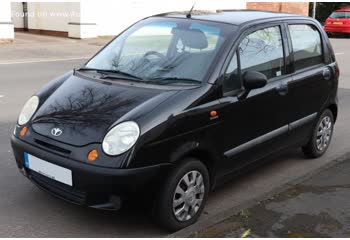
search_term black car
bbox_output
[11,10,338,231]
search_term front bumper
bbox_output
[11,135,172,208]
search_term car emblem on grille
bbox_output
[51,128,62,137]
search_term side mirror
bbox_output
[238,71,267,100]
[242,71,267,90]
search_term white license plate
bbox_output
[24,153,72,186]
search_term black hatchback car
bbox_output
[11,10,338,231]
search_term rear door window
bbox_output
[288,24,323,71]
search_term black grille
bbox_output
[34,139,71,155]
[30,171,87,205]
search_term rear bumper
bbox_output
[324,25,350,33]
[11,135,172,208]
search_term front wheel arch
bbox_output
[170,148,217,191]
[153,158,210,231]
[328,104,338,122]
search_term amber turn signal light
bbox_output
[87,149,99,161]
[210,110,218,117]
[20,126,28,137]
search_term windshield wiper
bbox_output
[147,77,201,85]
[76,68,200,85]
[76,67,143,81]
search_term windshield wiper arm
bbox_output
[76,68,200,85]
[76,67,143,81]
[148,77,201,85]
[97,69,143,81]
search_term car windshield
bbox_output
[330,11,350,19]
[85,17,233,85]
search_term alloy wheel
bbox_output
[316,116,332,151]
[172,170,205,222]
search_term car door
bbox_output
[216,23,294,179]
[284,21,335,143]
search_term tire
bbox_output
[153,159,210,232]
[302,109,334,158]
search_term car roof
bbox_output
[335,8,350,12]
[154,10,307,26]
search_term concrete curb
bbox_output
[168,151,350,237]
[0,39,13,44]
[0,57,90,65]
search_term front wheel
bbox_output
[302,109,334,158]
[153,159,209,232]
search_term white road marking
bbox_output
[0,95,4,98]
[0,57,90,65]
[335,52,345,56]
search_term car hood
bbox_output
[31,73,177,146]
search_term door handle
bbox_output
[276,82,289,96]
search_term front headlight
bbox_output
[102,121,140,156]
[18,96,39,126]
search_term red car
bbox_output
[324,8,350,36]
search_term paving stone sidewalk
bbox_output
[193,156,350,238]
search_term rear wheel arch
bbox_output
[303,108,334,158]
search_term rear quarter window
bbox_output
[288,24,323,71]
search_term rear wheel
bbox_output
[153,159,209,232]
[302,109,334,158]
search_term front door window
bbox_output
[239,26,285,79]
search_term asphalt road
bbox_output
[0,36,349,237]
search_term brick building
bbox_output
[247,2,310,16]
